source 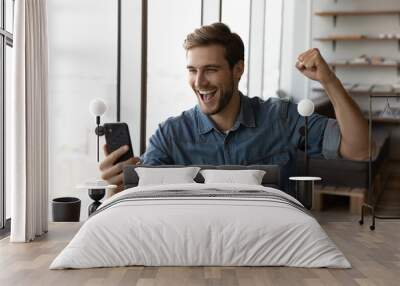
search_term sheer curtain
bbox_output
[10,0,49,242]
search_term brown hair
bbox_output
[183,22,244,69]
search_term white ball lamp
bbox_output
[297,98,314,117]
[297,98,315,175]
[89,99,107,162]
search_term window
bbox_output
[263,0,283,98]
[221,0,251,95]
[47,0,118,220]
[1,0,14,232]
[146,0,201,141]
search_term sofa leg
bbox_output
[350,196,364,215]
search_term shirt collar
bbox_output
[196,92,256,135]
[236,92,256,128]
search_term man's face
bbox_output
[186,44,243,115]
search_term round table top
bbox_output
[76,180,118,190]
[289,176,322,181]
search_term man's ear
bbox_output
[233,60,245,81]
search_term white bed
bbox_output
[50,183,351,269]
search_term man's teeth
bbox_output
[199,90,216,95]
[199,90,216,100]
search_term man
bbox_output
[99,22,370,195]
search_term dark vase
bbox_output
[52,197,81,222]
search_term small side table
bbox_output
[77,180,118,216]
[289,176,321,210]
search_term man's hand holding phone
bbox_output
[99,144,140,188]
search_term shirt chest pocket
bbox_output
[245,150,290,166]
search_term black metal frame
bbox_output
[0,0,5,230]
[116,0,121,122]
[359,93,400,230]
[139,0,148,155]
[1,0,14,234]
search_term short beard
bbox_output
[205,76,235,116]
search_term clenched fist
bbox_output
[296,48,336,85]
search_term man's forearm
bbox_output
[322,76,370,160]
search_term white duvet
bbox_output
[50,183,351,269]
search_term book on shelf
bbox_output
[392,82,400,90]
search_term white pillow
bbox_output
[200,169,266,185]
[135,167,201,186]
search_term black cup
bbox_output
[52,197,81,222]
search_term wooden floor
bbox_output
[0,212,399,286]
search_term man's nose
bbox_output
[195,72,208,88]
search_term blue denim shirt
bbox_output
[140,93,341,194]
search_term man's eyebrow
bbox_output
[204,64,221,68]
[186,64,222,69]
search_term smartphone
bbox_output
[103,123,134,164]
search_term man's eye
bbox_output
[206,69,217,73]
[188,69,196,74]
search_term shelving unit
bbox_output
[313,0,400,231]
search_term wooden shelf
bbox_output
[328,63,399,68]
[314,37,400,51]
[315,36,400,41]
[313,87,400,97]
[315,11,400,17]
[315,10,400,27]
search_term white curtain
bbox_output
[10,0,49,242]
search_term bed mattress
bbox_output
[50,183,351,269]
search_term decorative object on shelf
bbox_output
[89,98,107,162]
[315,35,400,51]
[380,97,400,119]
[328,56,399,73]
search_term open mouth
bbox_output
[198,90,217,103]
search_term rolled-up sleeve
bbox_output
[322,118,341,159]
